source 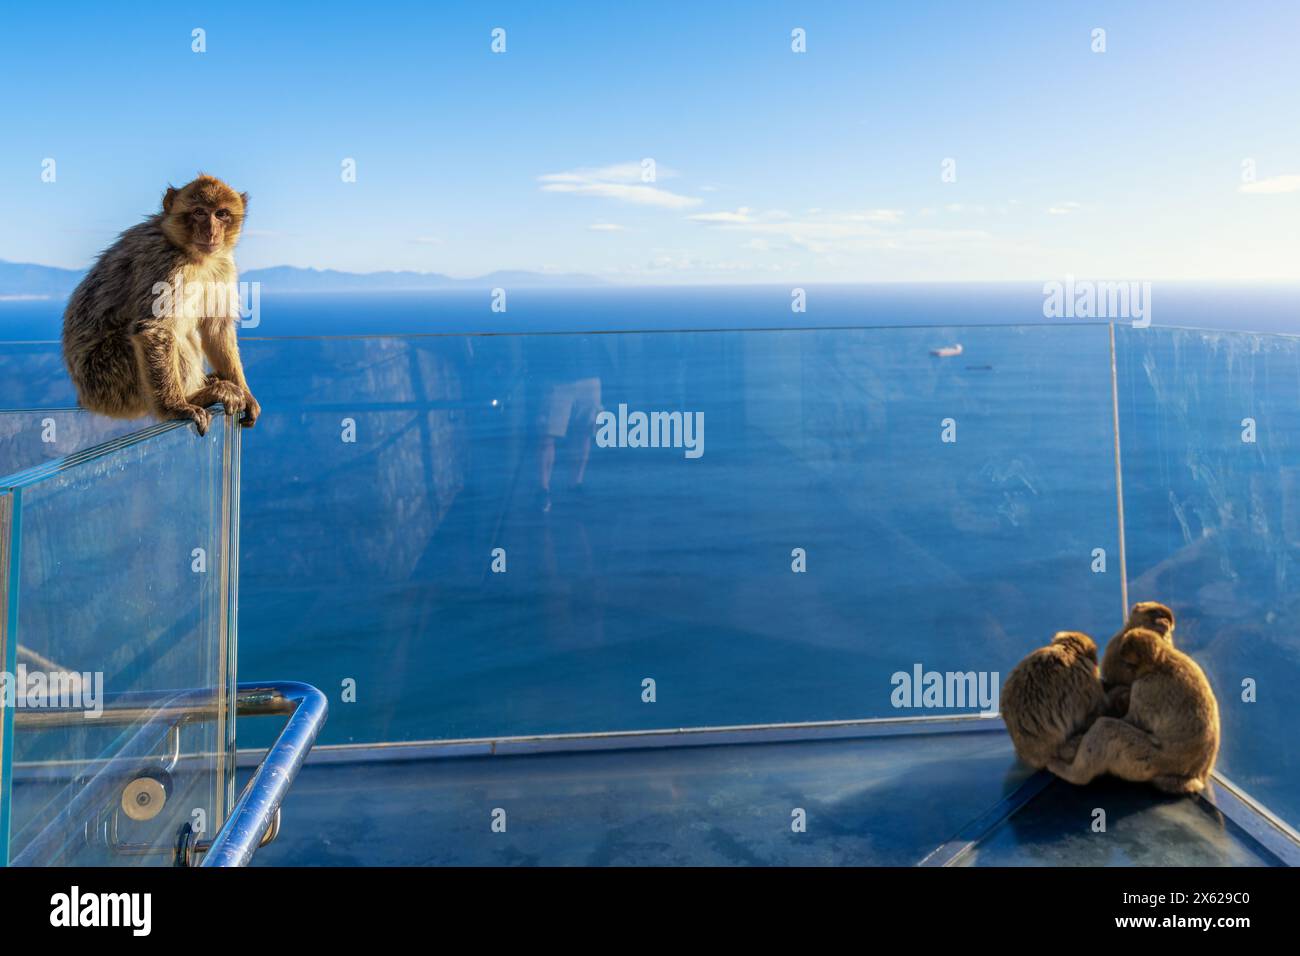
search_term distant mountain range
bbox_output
[0,260,83,298]
[0,259,605,298]
[240,266,606,291]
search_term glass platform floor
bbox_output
[247,726,1287,867]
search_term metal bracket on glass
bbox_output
[93,725,184,859]
[9,680,326,867]
[177,806,279,867]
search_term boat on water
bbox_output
[930,343,963,357]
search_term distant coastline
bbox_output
[0,259,606,298]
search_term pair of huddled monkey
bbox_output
[62,175,259,435]
[1000,602,1220,795]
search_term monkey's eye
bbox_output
[215,209,231,221]
[192,210,209,220]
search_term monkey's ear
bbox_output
[240,192,250,211]
[163,186,178,214]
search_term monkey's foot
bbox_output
[190,381,247,417]
[212,382,247,414]
[1046,758,1092,786]
[1153,774,1205,795]
[240,388,261,428]
[170,404,213,437]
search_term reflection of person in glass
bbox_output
[538,338,602,513]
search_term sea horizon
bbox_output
[2,280,1298,342]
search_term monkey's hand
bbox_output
[172,404,213,437]
[1106,684,1131,717]
[1056,735,1084,764]
[240,388,261,428]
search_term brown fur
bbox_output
[1049,627,1220,794]
[62,175,260,435]
[1100,601,1176,715]
[1000,631,1107,769]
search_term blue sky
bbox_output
[1,0,1297,282]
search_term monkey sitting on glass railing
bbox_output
[62,175,260,436]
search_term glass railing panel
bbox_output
[0,409,145,477]
[217,324,1124,744]
[0,415,239,865]
[1116,325,1300,829]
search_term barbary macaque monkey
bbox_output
[1000,631,1108,769]
[1101,601,1176,716]
[62,175,260,436]
[1049,627,1220,794]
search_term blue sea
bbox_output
[3,281,1300,340]
[2,283,1299,824]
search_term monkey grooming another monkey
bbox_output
[1101,600,1175,717]
[62,175,260,436]
[1000,631,1108,769]
[1049,627,1220,795]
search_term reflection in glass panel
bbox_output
[7,323,1298,865]
[1117,326,1300,830]
[227,325,1122,743]
[0,342,72,411]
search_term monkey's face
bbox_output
[1104,627,1165,684]
[186,205,235,253]
[161,176,247,258]
[1104,604,1175,688]
[1116,628,1165,678]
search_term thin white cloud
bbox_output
[588,223,626,232]
[408,236,444,245]
[688,207,754,224]
[839,209,904,224]
[540,161,679,184]
[539,162,700,209]
[541,181,700,208]
[690,207,901,227]
[1047,201,1082,215]
[1239,174,1300,194]
[688,207,926,254]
